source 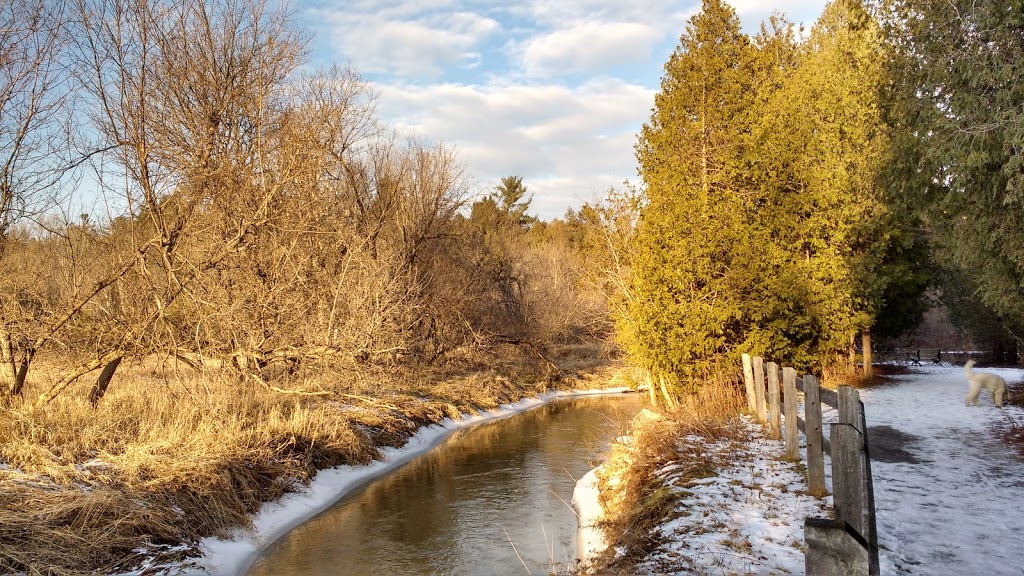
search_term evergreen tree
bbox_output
[881,0,1024,356]
[628,0,759,397]
[625,0,933,395]
[491,175,536,229]
[938,267,1021,364]
[752,0,926,372]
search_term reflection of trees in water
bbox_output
[249,394,642,576]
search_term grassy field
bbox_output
[0,344,612,575]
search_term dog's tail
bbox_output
[964,359,976,377]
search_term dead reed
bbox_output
[0,348,585,575]
[588,377,747,573]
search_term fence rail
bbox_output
[741,354,879,576]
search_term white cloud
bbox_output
[511,0,691,29]
[515,21,657,78]
[300,0,830,219]
[375,78,653,218]
[314,7,500,79]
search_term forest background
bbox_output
[0,0,1021,573]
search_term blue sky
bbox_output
[296,0,830,220]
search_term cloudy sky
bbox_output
[297,0,829,220]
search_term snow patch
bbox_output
[636,418,827,575]
[572,467,608,562]
[860,364,1024,575]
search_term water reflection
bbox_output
[247,394,642,576]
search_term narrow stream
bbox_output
[247,393,643,576]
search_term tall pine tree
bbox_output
[752,0,925,374]
[627,0,759,399]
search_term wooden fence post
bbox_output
[782,367,798,460]
[741,354,756,414]
[860,394,881,576]
[752,356,767,424]
[767,362,781,440]
[832,385,866,536]
[803,374,826,497]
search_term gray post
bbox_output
[767,362,781,439]
[783,367,799,460]
[753,356,767,424]
[804,518,870,576]
[832,386,866,536]
[804,374,826,497]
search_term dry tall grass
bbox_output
[0,349,579,575]
[588,376,747,574]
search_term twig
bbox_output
[549,488,579,519]
[563,467,577,482]
[542,522,555,575]
[249,374,332,396]
[337,393,404,412]
[503,527,533,575]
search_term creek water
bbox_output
[246,393,643,576]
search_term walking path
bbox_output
[859,364,1024,575]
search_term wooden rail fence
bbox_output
[741,354,880,576]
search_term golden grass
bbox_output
[0,347,591,575]
[588,377,748,574]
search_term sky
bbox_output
[294,0,831,220]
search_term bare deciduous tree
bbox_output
[0,0,73,395]
[30,0,309,406]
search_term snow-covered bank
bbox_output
[191,387,631,576]
[572,467,608,563]
[576,363,1024,576]
[643,421,828,574]
[575,416,828,575]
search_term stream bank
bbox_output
[239,393,642,576]
[0,344,626,576]
[575,384,826,575]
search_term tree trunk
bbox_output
[848,333,857,376]
[33,350,124,409]
[659,374,677,410]
[89,356,123,407]
[0,327,16,396]
[646,371,658,407]
[862,329,873,379]
[11,360,28,397]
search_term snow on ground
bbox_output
[860,363,1024,576]
[573,468,609,562]
[187,387,629,576]
[579,417,830,576]
[638,419,829,575]
[578,363,1024,576]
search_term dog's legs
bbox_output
[966,382,982,407]
[993,387,1004,407]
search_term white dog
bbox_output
[964,360,1008,407]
